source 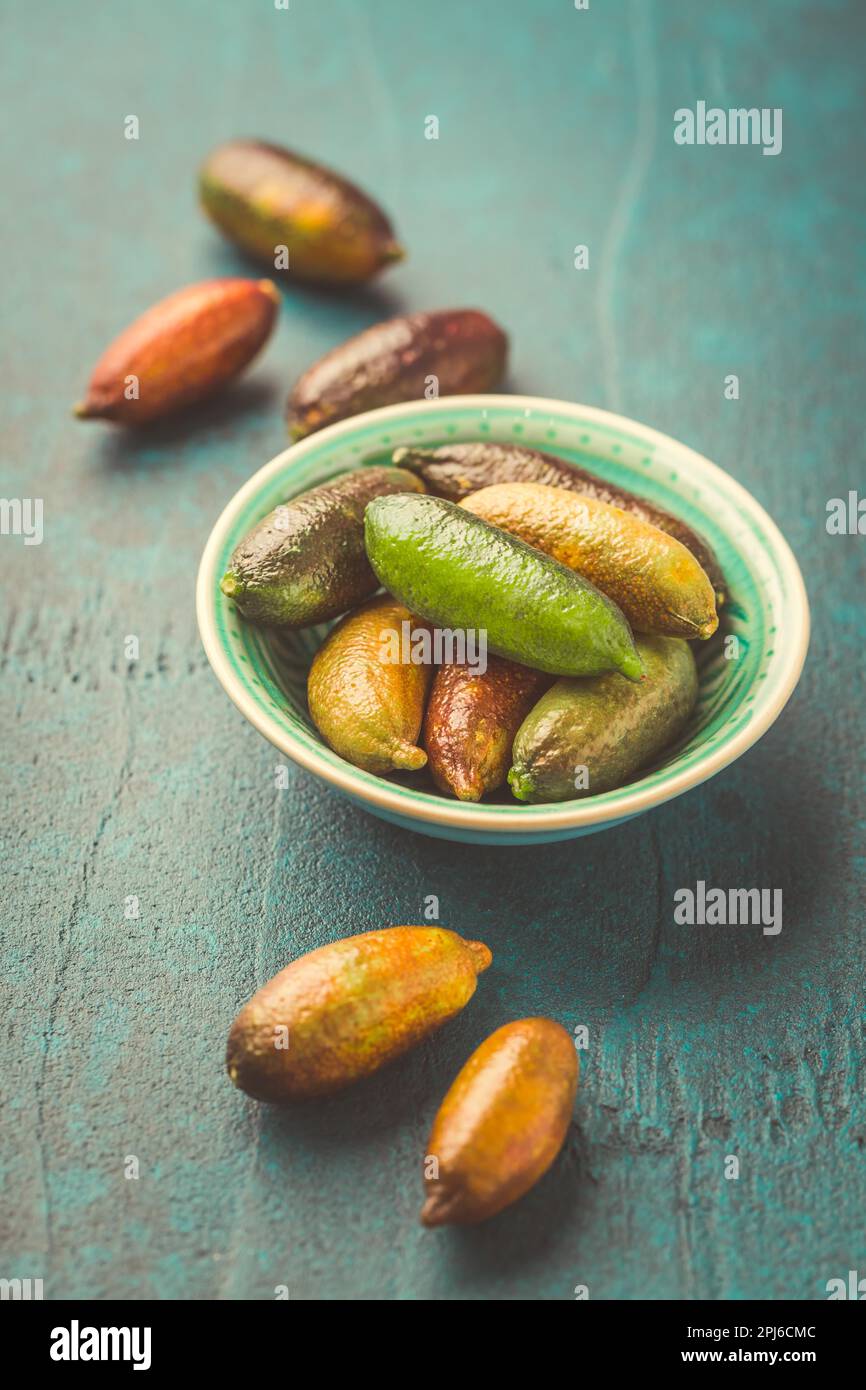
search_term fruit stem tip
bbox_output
[392,446,427,475]
[621,654,645,682]
[419,1194,449,1228]
[258,278,281,304]
[507,767,532,802]
[392,743,427,771]
[467,939,492,974]
[452,771,483,802]
[220,572,244,599]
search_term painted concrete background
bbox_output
[1,0,864,1300]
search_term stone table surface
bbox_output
[2,0,864,1300]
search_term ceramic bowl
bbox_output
[196,395,809,845]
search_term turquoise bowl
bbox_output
[196,396,809,845]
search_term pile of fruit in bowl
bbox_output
[220,435,726,806]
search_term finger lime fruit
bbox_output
[509,635,698,803]
[74,278,279,425]
[393,440,726,604]
[421,1018,578,1226]
[364,494,643,680]
[227,927,493,1102]
[424,656,552,801]
[307,593,433,773]
[199,139,404,285]
[463,481,718,639]
[220,466,423,627]
[287,309,508,440]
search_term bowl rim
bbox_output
[196,394,810,832]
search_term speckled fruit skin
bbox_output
[287,309,508,439]
[226,927,493,1102]
[74,278,279,425]
[307,593,433,774]
[424,657,552,801]
[509,636,699,803]
[421,1018,578,1226]
[394,440,726,603]
[220,466,423,628]
[199,139,404,285]
[364,493,643,680]
[463,481,719,640]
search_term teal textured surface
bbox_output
[1,0,864,1300]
